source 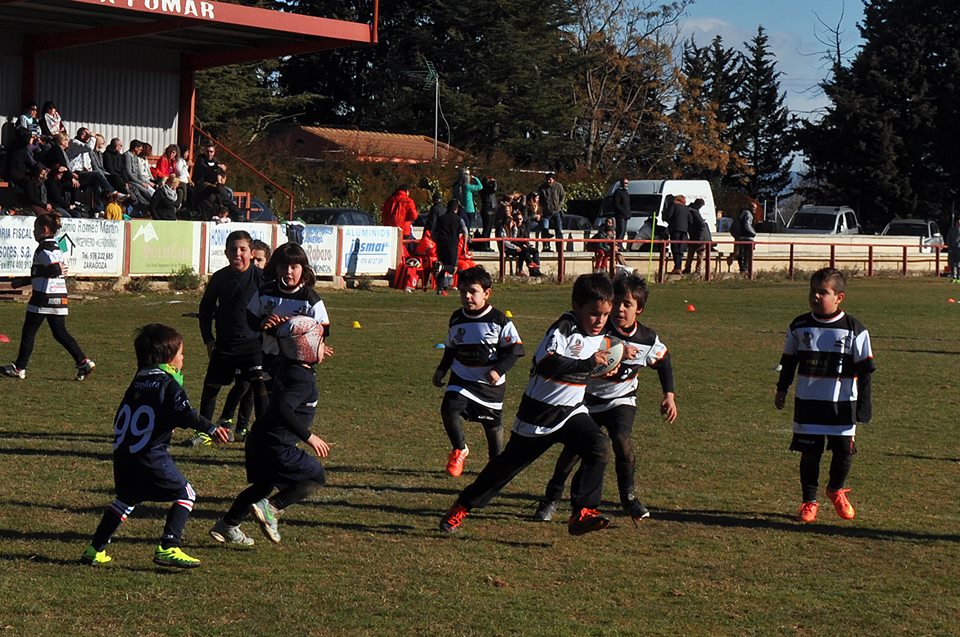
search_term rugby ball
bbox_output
[589,337,624,377]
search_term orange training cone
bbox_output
[949,298,957,304]
[686,304,696,312]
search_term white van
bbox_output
[596,179,717,249]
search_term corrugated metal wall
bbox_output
[34,43,181,152]
[1,35,25,148]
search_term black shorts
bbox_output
[245,440,326,489]
[442,391,502,427]
[588,404,637,439]
[790,434,857,455]
[203,349,263,386]
[114,456,190,504]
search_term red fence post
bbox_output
[704,241,712,281]
[789,243,795,280]
[829,244,836,269]
[557,238,565,284]
[498,238,506,284]
[657,243,666,283]
[902,246,908,275]
[935,246,941,276]
[867,245,874,277]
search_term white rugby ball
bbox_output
[589,337,625,377]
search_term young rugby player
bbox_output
[81,324,229,568]
[775,268,875,523]
[533,272,677,523]
[432,266,524,476]
[439,272,615,536]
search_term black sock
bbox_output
[827,451,853,491]
[224,483,274,526]
[160,502,191,549]
[90,502,132,551]
[799,453,821,502]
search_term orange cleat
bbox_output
[445,446,469,477]
[797,500,819,523]
[439,503,469,533]
[826,488,855,519]
[568,508,610,536]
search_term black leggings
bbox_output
[15,311,86,370]
[440,392,504,460]
[223,478,324,527]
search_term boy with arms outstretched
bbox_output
[775,268,875,523]
[81,324,229,568]
[432,266,524,477]
[534,272,677,523]
[439,272,615,536]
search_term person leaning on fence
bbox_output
[612,178,631,246]
[667,195,692,274]
[734,207,756,274]
[682,198,710,275]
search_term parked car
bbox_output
[295,207,375,226]
[785,205,860,235]
[881,218,943,252]
[560,214,593,232]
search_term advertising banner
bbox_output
[300,225,339,276]
[58,218,124,276]
[0,216,39,276]
[128,220,202,275]
[205,222,275,274]
[339,226,399,276]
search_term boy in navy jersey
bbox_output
[81,324,229,568]
[432,266,524,477]
[775,268,875,523]
[439,272,615,536]
[534,272,677,524]
[185,230,266,447]
[210,316,332,546]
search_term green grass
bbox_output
[0,277,957,636]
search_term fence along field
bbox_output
[0,277,956,636]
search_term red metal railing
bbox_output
[192,124,296,220]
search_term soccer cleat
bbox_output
[80,544,111,565]
[445,446,469,477]
[533,499,559,522]
[181,430,213,447]
[76,358,96,381]
[153,545,201,569]
[2,364,25,380]
[826,488,856,519]
[234,426,249,442]
[439,503,469,533]
[250,498,282,543]
[209,519,255,546]
[621,495,650,525]
[797,500,819,523]
[568,508,610,536]
[217,418,235,443]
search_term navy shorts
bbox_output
[588,404,637,439]
[114,456,190,504]
[203,349,263,386]
[790,434,857,455]
[245,440,326,489]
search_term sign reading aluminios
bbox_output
[99,0,216,20]
[339,226,399,276]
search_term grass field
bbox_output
[0,275,957,637]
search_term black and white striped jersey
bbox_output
[513,312,606,437]
[26,239,69,315]
[778,311,875,435]
[585,322,670,412]
[445,305,524,410]
[249,280,330,356]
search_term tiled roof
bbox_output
[280,125,467,164]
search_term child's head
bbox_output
[458,266,492,312]
[134,323,184,369]
[224,230,253,272]
[809,267,846,316]
[612,271,648,329]
[34,212,61,240]
[251,240,271,269]
[277,315,325,365]
[266,241,316,290]
[571,272,614,335]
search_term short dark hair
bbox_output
[134,323,183,368]
[546,172,557,180]
[459,265,492,290]
[225,230,253,249]
[265,242,316,288]
[572,272,614,308]
[811,267,846,293]
[252,239,271,257]
[129,140,143,151]
[614,271,649,309]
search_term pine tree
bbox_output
[735,26,792,199]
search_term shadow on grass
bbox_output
[653,508,960,543]
[0,445,244,468]
[885,452,960,463]
[0,430,110,444]
[883,347,960,356]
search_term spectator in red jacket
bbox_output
[381,185,419,241]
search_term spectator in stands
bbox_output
[101,138,127,191]
[5,129,39,188]
[66,128,115,206]
[176,145,192,182]
[121,140,155,206]
[192,142,233,201]
[24,164,52,215]
[667,194,692,274]
[139,143,156,185]
[212,206,232,224]
[538,173,565,252]
[104,191,124,220]
[496,202,541,277]
[510,192,526,216]
[513,208,541,270]
[91,134,126,195]
[591,217,626,269]
[451,169,482,231]
[196,167,241,221]
[149,175,183,220]
[381,185,419,241]
[46,164,79,217]
[39,101,66,138]
[17,102,41,137]
[425,192,445,236]
[477,177,498,251]
[154,144,179,180]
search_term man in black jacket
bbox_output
[612,178,631,248]
[668,195,691,274]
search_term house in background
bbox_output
[276,125,467,165]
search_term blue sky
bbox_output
[680,0,865,120]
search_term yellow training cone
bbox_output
[352,320,362,329]
[505,310,513,318]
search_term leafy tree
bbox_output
[735,26,792,198]
[799,0,960,224]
